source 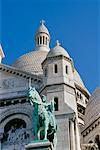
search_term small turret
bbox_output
[0,44,5,63]
[35,20,50,51]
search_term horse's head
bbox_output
[28,87,36,99]
[28,87,42,105]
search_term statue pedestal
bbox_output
[25,140,53,150]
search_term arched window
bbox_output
[54,64,58,73]
[65,65,68,74]
[80,93,83,100]
[2,119,30,145]
[46,37,47,45]
[38,37,39,45]
[40,36,42,44]
[88,140,93,143]
[85,99,88,104]
[77,92,80,98]
[54,97,58,111]
[43,36,45,44]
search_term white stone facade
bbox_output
[0,21,99,150]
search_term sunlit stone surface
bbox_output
[0,21,99,150]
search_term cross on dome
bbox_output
[56,40,60,46]
[40,20,45,25]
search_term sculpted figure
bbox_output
[28,87,57,149]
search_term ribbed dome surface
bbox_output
[84,87,100,128]
[12,50,48,75]
[47,41,70,58]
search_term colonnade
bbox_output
[69,118,81,150]
[36,36,49,46]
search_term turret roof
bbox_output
[35,20,50,37]
[47,40,70,58]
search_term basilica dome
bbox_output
[12,48,86,89]
[12,21,51,75]
[12,50,48,75]
[12,22,86,89]
[84,87,100,128]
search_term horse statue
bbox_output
[28,87,57,149]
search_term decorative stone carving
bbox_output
[2,79,14,88]
[3,126,30,145]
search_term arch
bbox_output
[91,148,95,150]
[40,36,42,44]
[46,37,47,45]
[77,91,80,99]
[43,36,45,44]
[0,106,32,130]
[80,93,82,99]
[88,140,93,143]
[2,118,26,143]
[65,65,68,74]
[54,97,58,111]
[0,113,31,131]
[85,98,88,104]
[37,37,39,45]
[4,118,26,132]
[0,108,32,149]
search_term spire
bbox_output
[0,44,5,63]
[35,20,50,51]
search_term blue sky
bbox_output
[0,0,99,93]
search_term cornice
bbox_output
[40,82,75,93]
[42,55,72,67]
[0,63,42,84]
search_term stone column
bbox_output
[45,36,46,45]
[75,120,81,150]
[70,119,75,150]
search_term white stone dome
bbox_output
[12,50,86,89]
[84,87,100,128]
[35,20,50,37]
[47,40,70,58]
[12,50,48,75]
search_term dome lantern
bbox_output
[35,20,50,51]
